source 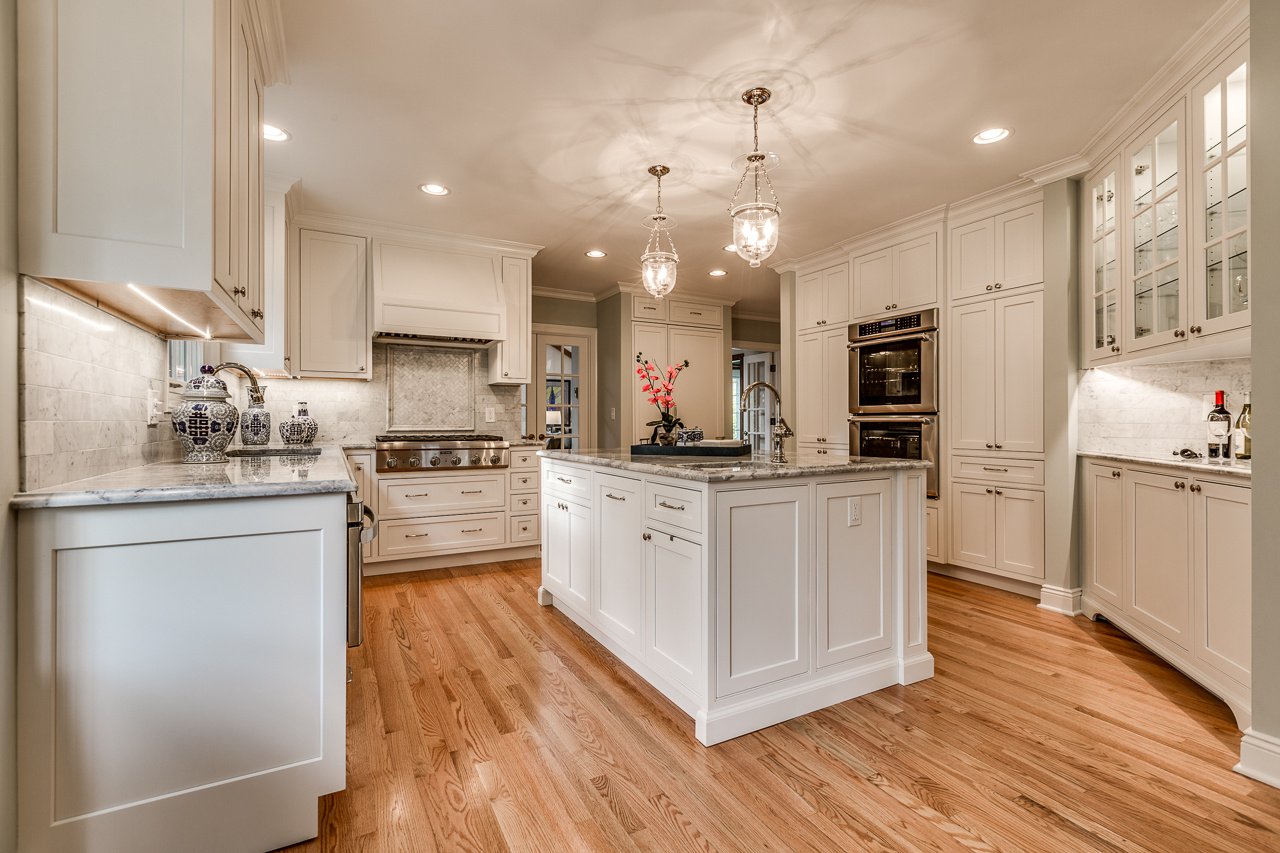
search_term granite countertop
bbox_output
[11,446,357,510]
[538,449,930,484]
[1077,450,1251,480]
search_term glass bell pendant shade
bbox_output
[641,250,677,298]
[731,201,780,268]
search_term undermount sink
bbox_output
[675,460,782,470]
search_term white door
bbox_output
[794,331,825,444]
[950,218,996,300]
[594,474,645,656]
[796,271,824,331]
[1125,470,1192,650]
[668,326,725,439]
[950,483,996,569]
[994,487,1045,579]
[645,531,703,693]
[535,332,592,451]
[950,301,996,451]
[995,204,1044,291]
[1084,463,1124,609]
[994,291,1044,453]
[895,232,939,310]
[1193,480,1251,685]
[852,249,893,318]
[297,229,369,377]
[821,263,851,326]
[815,480,894,668]
[741,352,775,455]
[632,322,669,444]
[822,328,851,447]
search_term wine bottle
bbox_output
[1233,391,1252,461]
[1207,390,1232,459]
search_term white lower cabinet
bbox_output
[949,482,1045,581]
[594,474,645,656]
[925,505,941,561]
[542,492,591,613]
[645,530,704,694]
[815,480,893,668]
[1081,459,1251,728]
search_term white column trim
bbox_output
[1237,729,1280,789]
[1037,584,1083,616]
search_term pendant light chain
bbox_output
[727,86,782,268]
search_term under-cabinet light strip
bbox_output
[23,296,113,332]
[126,284,211,339]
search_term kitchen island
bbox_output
[538,449,933,745]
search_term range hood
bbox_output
[371,239,508,342]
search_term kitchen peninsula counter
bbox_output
[537,449,933,745]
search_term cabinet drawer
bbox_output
[952,455,1045,486]
[510,514,539,543]
[509,470,540,493]
[667,300,722,328]
[645,482,704,534]
[510,449,539,470]
[378,474,506,519]
[378,513,506,557]
[632,294,668,321]
[509,493,538,515]
[543,465,591,502]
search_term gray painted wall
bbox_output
[532,294,596,329]
[1,0,18,844]
[732,317,781,347]
[1250,3,1279,765]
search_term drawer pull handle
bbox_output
[557,476,572,484]
[605,493,626,501]
[461,490,483,495]
[461,528,483,534]
[405,492,430,498]
[406,532,430,539]
[690,311,703,316]
[643,306,657,311]
[657,501,685,511]
[982,467,1008,472]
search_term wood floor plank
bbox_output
[280,564,1280,853]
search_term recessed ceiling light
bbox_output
[723,244,736,252]
[584,249,607,258]
[262,124,291,142]
[709,269,728,277]
[972,127,1012,145]
[419,183,450,196]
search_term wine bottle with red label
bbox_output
[1207,389,1232,459]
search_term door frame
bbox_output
[532,323,598,449]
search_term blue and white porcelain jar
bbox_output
[171,365,238,463]
[240,386,271,446]
[279,401,319,445]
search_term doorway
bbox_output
[531,327,596,450]
[732,349,776,455]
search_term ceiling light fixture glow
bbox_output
[23,296,112,332]
[584,249,607,258]
[262,124,291,142]
[727,87,781,269]
[972,127,1012,145]
[639,165,678,299]
[709,269,727,277]
[126,283,211,339]
[419,183,450,196]
[723,244,736,252]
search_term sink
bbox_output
[226,446,321,457]
[675,460,781,471]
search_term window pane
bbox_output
[1132,143,1153,208]
[1155,192,1178,266]
[1205,161,1223,240]
[1155,266,1179,333]
[544,344,561,376]
[1094,295,1106,349]
[1154,121,1178,196]
[1134,274,1154,338]
[1226,148,1247,232]
[1133,208,1153,274]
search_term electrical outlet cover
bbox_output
[484,407,496,423]
[847,496,862,527]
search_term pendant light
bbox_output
[727,87,781,268]
[640,165,678,299]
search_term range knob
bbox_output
[429,456,441,467]
[409,457,421,467]
[450,456,462,466]
[469,453,481,465]
[385,455,398,469]
[490,454,502,464]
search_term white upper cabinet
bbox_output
[951,291,1043,454]
[488,257,532,384]
[293,229,370,379]
[949,203,1044,301]
[224,178,295,373]
[797,263,850,331]
[18,0,273,342]
[1083,159,1122,366]
[794,327,849,448]
[851,231,939,320]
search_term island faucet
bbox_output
[739,380,794,463]
[214,362,265,406]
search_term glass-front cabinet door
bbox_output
[1084,159,1121,365]
[1125,101,1186,352]
[1194,47,1249,337]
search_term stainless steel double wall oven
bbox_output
[847,308,940,497]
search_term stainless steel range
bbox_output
[375,434,510,473]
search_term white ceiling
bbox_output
[266,0,1223,317]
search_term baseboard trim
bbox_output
[363,545,540,576]
[1236,729,1280,789]
[928,563,1042,599]
[1037,585,1083,616]
[901,653,935,684]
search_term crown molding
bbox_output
[945,178,1044,227]
[246,0,290,86]
[1020,155,1091,187]
[264,173,299,195]
[291,209,543,258]
[730,311,781,323]
[839,205,947,256]
[532,286,597,303]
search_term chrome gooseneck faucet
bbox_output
[739,380,793,463]
[214,362,265,406]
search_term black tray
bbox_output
[628,443,751,457]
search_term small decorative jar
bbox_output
[279,401,319,445]
[171,365,239,463]
[677,427,704,445]
[240,386,271,446]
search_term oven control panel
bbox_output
[857,313,921,338]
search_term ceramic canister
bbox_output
[280,401,319,445]
[171,365,239,463]
[240,386,271,446]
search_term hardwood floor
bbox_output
[282,560,1280,852]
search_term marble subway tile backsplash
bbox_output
[1077,358,1251,458]
[19,278,179,490]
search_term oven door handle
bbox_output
[847,414,934,424]
[847,331,935,350]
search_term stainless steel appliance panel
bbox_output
[848,309,939,415]
[347,499,378,648]
[848,415,938,499]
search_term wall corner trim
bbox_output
[1236,729,1280,790]
[1037,585,1083,616]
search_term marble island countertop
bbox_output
[11,446,357,510]
[1078,450,1251,479]
[538,449,931,483]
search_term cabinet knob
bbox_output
[1111,345,1120,353]
[986,285,994,291]
[985,443,994,449]
[359,366,366,371]
[995,489,1004,496]
[995,443,1003,449]
[642,532,652,541]
[994,283,1002,290]
[1112,470,1121,478]
[1174,481,1186,490]
[891,303,898,309]
[885,304,892,310]
[233,286,246,297]
[1190,483,1202,493]
[1189,325,1202,334]
[504,371,509,376]
[985,488,994,494]
[250,308,263,319]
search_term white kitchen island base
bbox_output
[538,451,934,746]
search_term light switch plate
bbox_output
[484,407,496,423]
[146,389,162,426]
[847,496,862,527]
